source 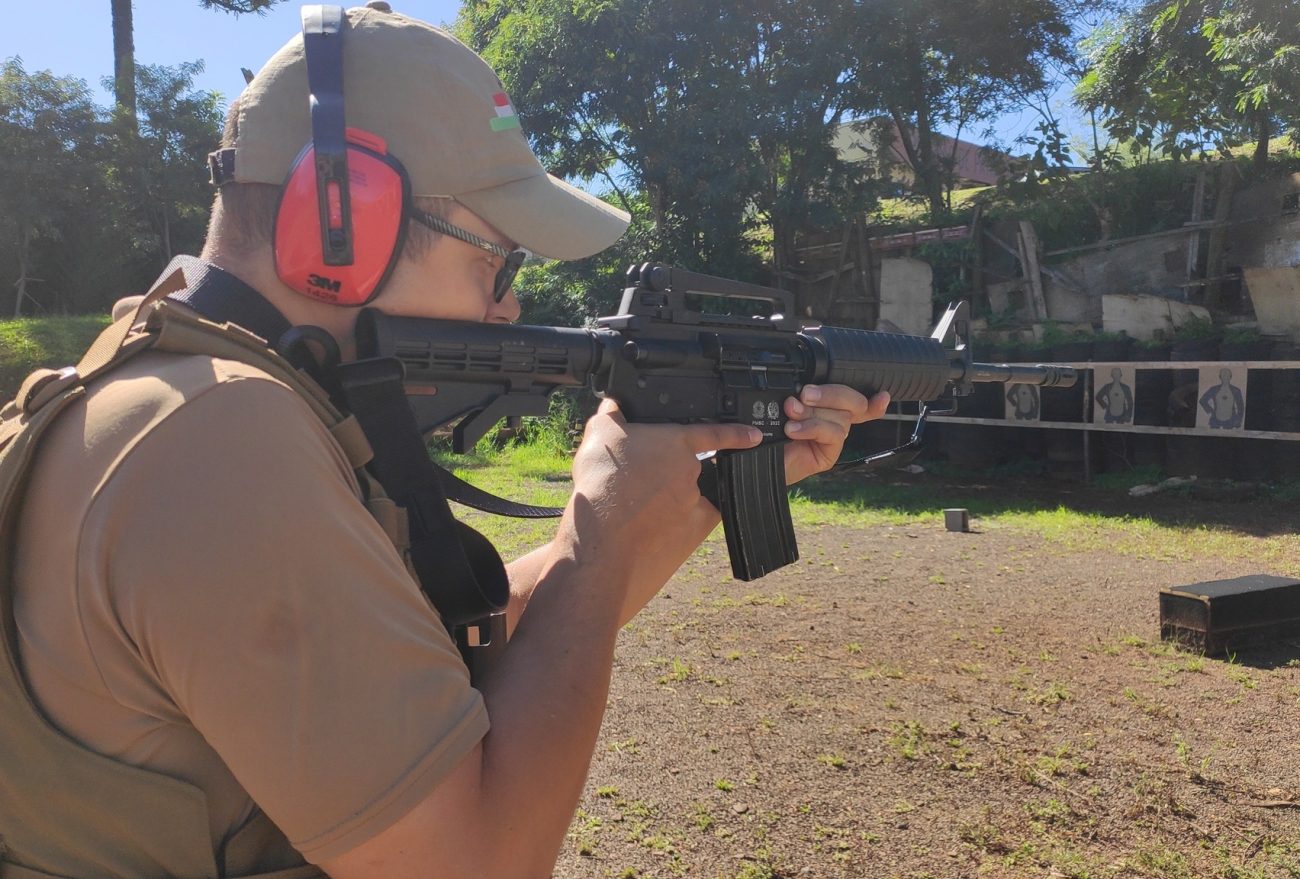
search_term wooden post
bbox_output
[1017,220,1049,320]
[1082,367,1093,482]
[969,204,985,309]
[825,222,854,320]
[1186,166,1207,281]
[1203,162,1239,310]
[855,214,879,329]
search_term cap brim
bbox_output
[455,172,630,261]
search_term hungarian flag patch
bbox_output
[490,92,520,132]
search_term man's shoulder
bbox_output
[69,348,331,459]
[94,347,309,413]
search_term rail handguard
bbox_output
[355,263,1076,581]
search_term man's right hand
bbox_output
[561,398,763,622]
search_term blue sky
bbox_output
[5,0,463,109]
[5,1,1087,160]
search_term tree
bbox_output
[846,0,1073,220]
[459,0,876,281]
[1199,0,1300,166]
[1077,0,1300,168]
[197,0,283,10]
[0,59,99,316]
[109,62,224,265]
[109,0,285,123]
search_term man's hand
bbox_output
[563,398,763,621]
[781,385,890,484]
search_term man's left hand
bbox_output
[781,385,891,484]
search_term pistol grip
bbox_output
[699,444,799,581]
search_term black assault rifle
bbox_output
[354,263,1076,582]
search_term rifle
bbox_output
[354,262,1076,581]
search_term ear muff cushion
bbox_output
[274,142,409,306]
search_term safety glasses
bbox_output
[409,208,528,303]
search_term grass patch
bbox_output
[0,315,112,399]
[441,449,1300,578]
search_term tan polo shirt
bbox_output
[13,349,488,863]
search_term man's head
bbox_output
[203,2,628,338]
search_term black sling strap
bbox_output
[333,357,509,627]
[153,258,511,680]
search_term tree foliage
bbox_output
[0,58,222,316]
[109,62,225,264]
[0,60,99,316]
[460,0,1074,284]
[457,0,877,282]
[846,0,1073,219]
[198,0,284,11]
[1078,0,1300,166]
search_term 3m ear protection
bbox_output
[273,5,412,306]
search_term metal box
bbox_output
[1159,574,1300,655]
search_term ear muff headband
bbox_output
[301,5,350,265]
[273,5,410,306]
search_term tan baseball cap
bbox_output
[230,2,628,260]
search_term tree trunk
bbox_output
[887,108,945,223]
[111,0,137,126]
[1252,107,1270,171]
[14,226,31,319]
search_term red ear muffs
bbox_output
[274,128,410,306]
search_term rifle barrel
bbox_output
[955,361,1078,388]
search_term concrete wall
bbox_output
[1048,235,1190,303]
[977,233,1193,334]
[1224,175,1300,338]
[1223,173,1300,268]
[1240,267,1300,337]
[1102,294,1211,340]
[877,257,933,335]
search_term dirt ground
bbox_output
[551,474,1300,879]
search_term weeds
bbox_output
[887,720,927,760]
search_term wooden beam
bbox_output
[1017,220,1049,320]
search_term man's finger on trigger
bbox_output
[596,397,625,418]
[684,422,763,454]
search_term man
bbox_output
[8,4,885,878]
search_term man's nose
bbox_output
[490,286,521,323]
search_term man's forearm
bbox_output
[504,542,552,638]
[506,511,722,638]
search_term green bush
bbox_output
[1221,325,1262,345]
[1172,316,1220,342]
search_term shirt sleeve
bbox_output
[88,368,488,861]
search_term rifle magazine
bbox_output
[712,444,799,581]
